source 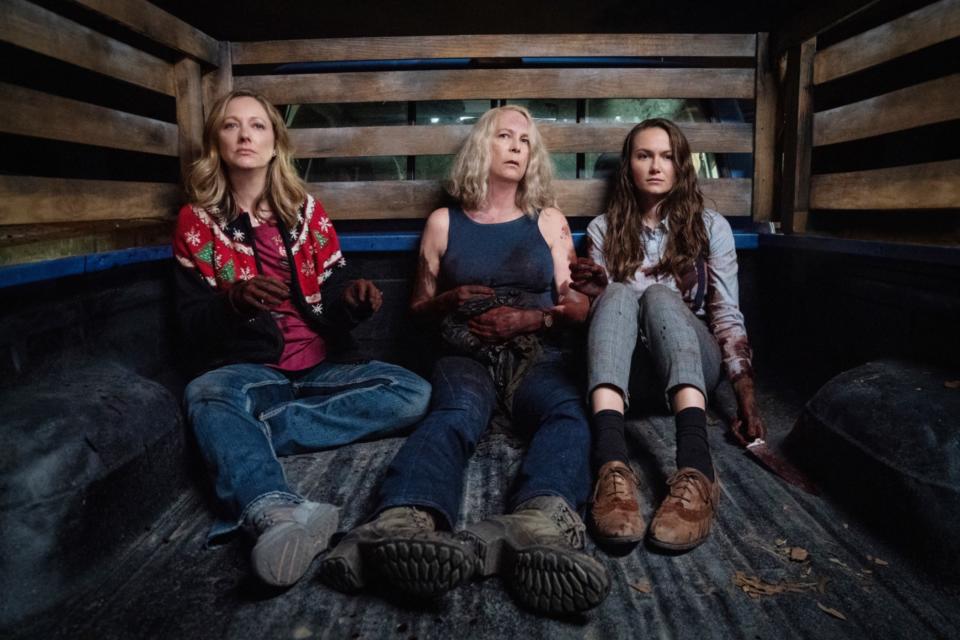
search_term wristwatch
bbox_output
[541,310,554,329]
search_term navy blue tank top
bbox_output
[439,205,555,308]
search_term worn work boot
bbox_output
[590,461,646,545]
[648,467,720,551]
[319,506,438,593]
[458,496,611,615]
[248,501,339,587]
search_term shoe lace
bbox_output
[599,467,635,501]
[666,470,710,509]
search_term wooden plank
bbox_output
[232,33,757,65]
[0,176,180,225]
[309,178,752,219]
[815,0,960,84]
[0,220,172,267]
[814,74,960,146]
[772,0,881,56]
[0,81,178,156]
[752,32,776,222]
[0,0,174,95]
[290,121,754,158]
[202,41,233,120]
[175,57,205,180]
[810,159,960,209]
[238,68,756,104]
[779,39,816,234]
[68,0,220,65]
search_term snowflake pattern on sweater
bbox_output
[173,195,344,312]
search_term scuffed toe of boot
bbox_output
[319,537,365,593]
[591,461,646,545]
[371,532,477,598]
[250,501,339,587]
[648,467,720,552]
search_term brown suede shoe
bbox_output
[590,461,646,544]
[648,467,720,551]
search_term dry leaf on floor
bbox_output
[788,547,809,562]
[944,380,960,389]
[629,581,652,594]
[733,571,819,599]
[817,602,847,620]
[873,557,889,566]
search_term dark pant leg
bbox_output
[509,351,593,513]
[376,356,496,529]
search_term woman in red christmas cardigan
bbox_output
[173,90,430,588]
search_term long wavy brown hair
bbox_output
[186,89,307,229]
[602,118,708,283]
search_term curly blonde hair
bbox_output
[447,105,555,214]
[186,90,307,229]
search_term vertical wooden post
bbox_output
[752,32,777,223]
[174,57,203,188]
[780,37,816,234]
[203,41,233,120]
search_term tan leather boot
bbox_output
[648,467,720,551]
[590,461,646,544]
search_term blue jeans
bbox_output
[376,351,592,529]
[184,360,431,539]
[587,282,722,411]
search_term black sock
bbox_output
[675,407,715,481]
[592,409,629,470]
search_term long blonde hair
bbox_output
[603,118,708,283]
[186,89,307,229]
[447,105,555,214]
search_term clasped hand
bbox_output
[228,276,382,317]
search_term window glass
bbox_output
[415,100,491,126]
[298,156,406,183]
[285,102,407,128]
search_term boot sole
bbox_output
[370,537,476,598]
[483,535,611,615]
[318,541,365,593]
[251,504,339,587]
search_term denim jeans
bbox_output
[588,282,722,411]
[184,360,431,539]
[376,351,592,529]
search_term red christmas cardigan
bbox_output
[173,195,345,317]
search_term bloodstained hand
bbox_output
[343,279,383,318]
[569,256,608,298]
[440,285,495,313]
[467,306,540,343]
[730,376,767,446]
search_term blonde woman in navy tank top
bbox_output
[321,106,611,617]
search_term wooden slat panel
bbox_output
[752,32,777,222]
[309,178,752,219]
[0,0,174,95]
[813,74,960,147]
[202,41,233,120]
[772,0,880,56]
[175,57,204,180]
[0,220,172,266]
[0,176,180,225]
[780,39,816,234]
[291,122,753,158]
[238,68,756,104]
[232,33,757,65]
[68,0,220,65]
[0,82,178,156]
[810,160,960,210]
[814,0,960,85]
